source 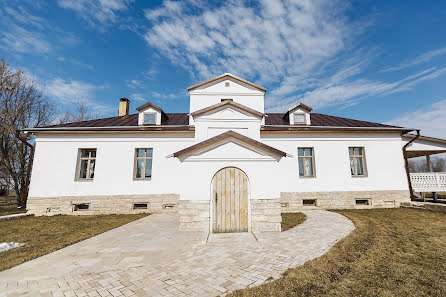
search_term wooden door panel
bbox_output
[213,167,248,233]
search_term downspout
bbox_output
[402,129,420,200]
[15,130,35,208]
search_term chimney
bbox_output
[118,98,130,116]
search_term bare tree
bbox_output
[431,157,446,172]
[59,100,95,124]
[0,58,55,206]
[408,156,446,173]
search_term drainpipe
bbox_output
[402,129,420,200]
[15,130,35,208]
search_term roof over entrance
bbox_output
[172,130,288,158]
[187,73,267,92]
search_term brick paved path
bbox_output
[0,210,354,297]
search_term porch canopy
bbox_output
[403,134,446,193]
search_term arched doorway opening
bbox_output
[211,167,248,233]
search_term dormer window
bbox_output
[136,101,168,126]
[144,113,156,125]
[293,113,305,124]
[287,102,312,126]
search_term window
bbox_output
[303,199,317,206]
[355,199,371,205]
[293,113,305,124]
[73,203,89,211]
[133,203,148,209]
[134,148,153,179]
[144,113,156,124]
[298,148,315,177]
[349,147,366,176]
[77,149,96,180]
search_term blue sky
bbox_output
[1,0,445,138]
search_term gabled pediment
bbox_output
[173,131,288,162]
[190,100,264,120]
[188,73,266,94]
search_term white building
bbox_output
[23,73,446,232]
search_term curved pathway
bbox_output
[0,211,354,297]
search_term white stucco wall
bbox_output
[28,131,410,202]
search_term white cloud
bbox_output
[125,79,144,89]
[382,45,446,72]
[57,0,134,28]
[145,0,351,83]
[386,99,446,139]
[45,78,116,116]
[0,24,51,54]
[3,6,45,28]
[269,66,446,111]
[144,0,446,112]
[130,93,146,102]
[45,78,102,104]
[152,91,183,100]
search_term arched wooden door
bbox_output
[212,167,248,233]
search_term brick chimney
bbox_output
[118,98,130,116]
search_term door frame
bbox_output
[209,166,251,233]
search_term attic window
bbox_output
[144,113,156,124]
[225,82,230,87]
[293,113,305,124]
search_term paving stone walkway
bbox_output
[0,210,354,297]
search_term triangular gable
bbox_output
[187,73,266,92]
[172,131,288,161]
[190,100,264,118]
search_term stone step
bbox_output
[206,232,258,246]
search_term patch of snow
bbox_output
[0,242,25,253]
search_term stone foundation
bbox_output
[27,194,179,216]
[251,199,282,232]
[178,200,210,232]
[280,190,410,212]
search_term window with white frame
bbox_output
[349,147,366,176]
[134,148,153,179]
[298,148,315,177]
[143,113,156,124]
[77,149,96,180]
[293,113,305,124]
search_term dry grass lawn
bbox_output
[230,208,446,297]
[0,214,148,271]
[281,212,306,231]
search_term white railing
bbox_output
[410,172,446,192]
